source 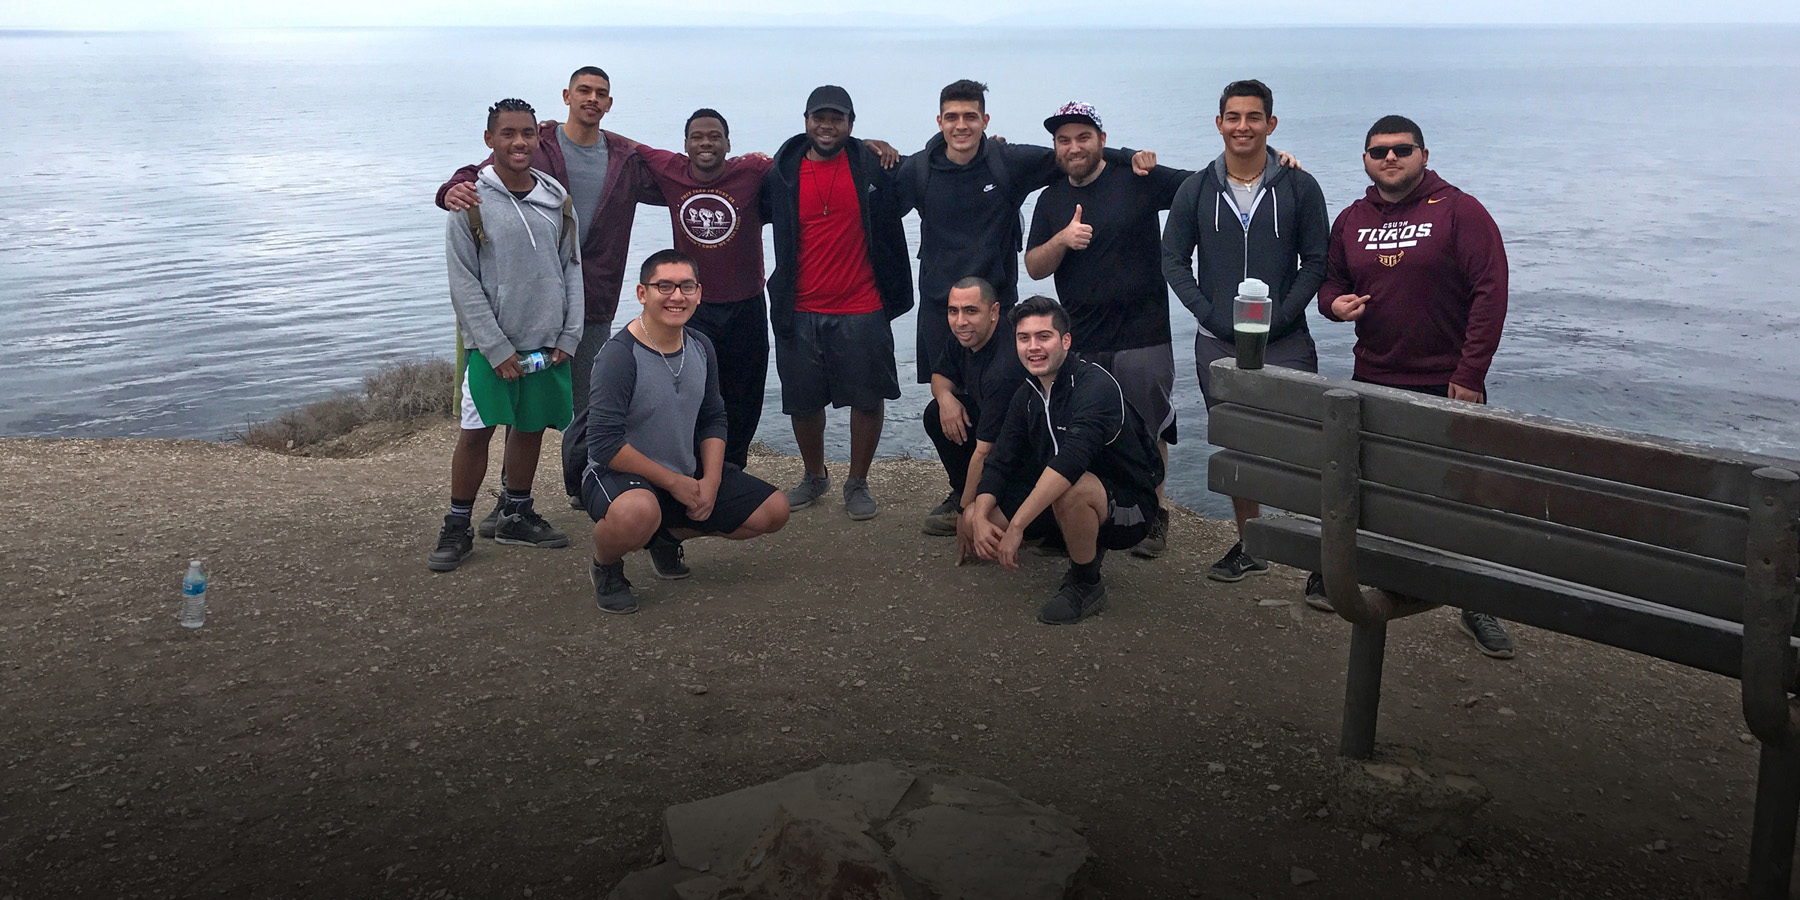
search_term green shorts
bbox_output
[459,348,573,433]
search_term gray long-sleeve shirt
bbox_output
[585,326,727,478]
[446,166,584,366]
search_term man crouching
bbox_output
[962,295,1165,625]
[583,249,791,614]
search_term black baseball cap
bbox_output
[805,85,854,118]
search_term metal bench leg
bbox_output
[1340,621,1387,759]
[1750,743,1800,900]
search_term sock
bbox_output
[1071,557,1102,585]
[449,498,475,521]
[501,487,532,514]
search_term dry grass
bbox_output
[240,359,456,453]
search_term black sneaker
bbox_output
[1130,507,1169,559]
[427,515,474,572]
[922,491,961,536]
[591,560,638,615]
[646,531,690,580]
[1303,572,1333,612]
[493,507,570,548]
[1459,611,1516,659]
[476,498,504,539]
[1038,571,1108,625]
[1206,541,1269,583]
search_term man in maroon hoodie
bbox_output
[435,66,660,524]
[1316,114,1515,660]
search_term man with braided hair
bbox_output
[429,99,584,572]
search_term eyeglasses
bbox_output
[644,280,700,297]
[1365,143,1419,160]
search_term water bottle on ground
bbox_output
[179,559,207,629]
[1233,278,1272,370]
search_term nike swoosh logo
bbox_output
[983,183,996,192]
[1427,198,1444,204]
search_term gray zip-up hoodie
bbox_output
[1161,148,1327,344]
[446,165,584,366]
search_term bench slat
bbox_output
[1206,449,1791,625]
[1209,361,1798,508]
[1209,404,1751,564]
[1242,516,1792,685]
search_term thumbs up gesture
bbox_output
[1060,204,1093,252]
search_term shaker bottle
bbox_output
[1233,278,1272,370]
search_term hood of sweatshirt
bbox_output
[476,164,570,211]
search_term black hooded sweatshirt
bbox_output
[978,356,1164,502]
[759,134,914,340]
[1161,147,1329,345]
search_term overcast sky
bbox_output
[4,0,1796,29]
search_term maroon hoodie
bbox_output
[435,121,662,325]
[1318,169,1507,394]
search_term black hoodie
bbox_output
[759,134,914,340]
[978,356,1164,502]
[1161,148,1328,345]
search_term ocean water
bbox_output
[2,26,1798,518]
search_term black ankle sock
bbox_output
[501,488,532,513]
[1071,557,1102,584]
[449,497,476,520]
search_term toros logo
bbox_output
[678,191,737,246]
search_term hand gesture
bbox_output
[669,476,706,514]
[686,477,718,522]
[1131,149,1158,175]
[1330,293,1369,321]
[939,395,970,445]
[444,181,481,212]
[495,353,523,380]
[1060,205,1092,252]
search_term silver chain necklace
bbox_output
[636,317,687,391]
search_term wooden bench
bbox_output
[1204,359,1800,899]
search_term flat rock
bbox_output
[883,804,1090,900]
[698,797,905,900]
[1328,750,1491,841]
[663,762,917,872]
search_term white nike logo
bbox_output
[983,183,996,192]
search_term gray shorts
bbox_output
[775,310,901,415]
[1083,343,1177,445]
[1195,329,1319,410]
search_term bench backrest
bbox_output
[1205,360,1800,626]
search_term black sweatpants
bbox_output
[923,395,982,495]
[686,292,770,469]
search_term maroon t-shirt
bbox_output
[794,153,882,316]
[638,147,774,304]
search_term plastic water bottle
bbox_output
[179,560,207,629]
[518,351,549,373]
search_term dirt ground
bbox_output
[0,422,1767,899]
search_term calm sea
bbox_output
[3,26,1798,517]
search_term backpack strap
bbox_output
[464,205,487,246]
[559,195,580,263]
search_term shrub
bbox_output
[240,358,455,453]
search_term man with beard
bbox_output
[760,85,914,521]
[1315,114,1513,660]
[1025,101,1192,561]
[920,276,1028,536]
[436,66,658,523]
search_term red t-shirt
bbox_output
[638,147,772,304]
[794,153,882,316]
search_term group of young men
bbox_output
[422,69,1514,654]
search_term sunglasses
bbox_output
[1365,143,1419,160]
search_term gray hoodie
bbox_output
[446,165,584,365]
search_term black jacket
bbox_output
[1161,148,1329,345]
[759,134,914,339]
[978,356,1164,500]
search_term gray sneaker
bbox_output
[476,498,504,539]
[921,491,960,536]
[786,470,830,510]
[844,477,878,520]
